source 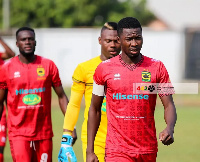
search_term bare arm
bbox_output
[159,95,177,145]
[0,37,15,60]
[86,94,104,162]
[0,89,6,120]
[53,85,69,115]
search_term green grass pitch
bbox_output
[3,90,200,162]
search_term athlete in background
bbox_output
[58,22,121,162]
[0,36,15,162]
[87,17,177,162]
[0,27,69,162]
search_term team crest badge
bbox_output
[37,66,45,77]
[142,70,151,82]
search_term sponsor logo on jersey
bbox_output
[113,93,149,100]
[16,87,46,95]
[23,94,41,105]
[14,71,21,78]
[142,70,151,82]
[114,73,121,80]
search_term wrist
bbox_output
[61,134,73,145]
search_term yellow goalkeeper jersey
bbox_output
[64,56,107,147]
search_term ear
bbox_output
[117,36,120,43]
[16,41,19,47]
[98,37,101,45]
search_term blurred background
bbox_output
[0,0,200,161]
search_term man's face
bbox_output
[16,30,36,56]
[99,29,121,60]
[119,28,143,58]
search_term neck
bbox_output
[121,53,141,65]
[18,54,36,64]
[100,54,107,61]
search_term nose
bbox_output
[25,39,31,44]
[130,39,137,46]
[110,41,116,47]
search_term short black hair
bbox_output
[117,17,142,36]
[16,27,35,38]
[101,22,118,34]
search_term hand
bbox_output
[58,135,77,162]
[159,127,174,146]
[72,128,77,146]
[86,152,99,162]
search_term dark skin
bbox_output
[86,28,177,162]
[63,28,120,144]
[0,29,77,144]
[0,36,15,60]
[0,37,15,155]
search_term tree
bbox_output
[0,0,155,28]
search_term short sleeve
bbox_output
[50,61,62,87]
[93,62,105,86]
[0,65,7,89]
[157,61,174,97]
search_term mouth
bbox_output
[129,48,140,54]
[24,47,32,50]
[109,51,118,55]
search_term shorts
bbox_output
[9,138,52,162]
[82,142,105,162]
[0,107,7,147]
[105,152,157,162]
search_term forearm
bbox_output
[63,90,83,133]
[164,104,177,131]
[58,94,69,115]
[87,105,101,153]
[0,38,15,58]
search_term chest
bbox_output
[6,64,51,89]
[105,66,158,94]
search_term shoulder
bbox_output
[98,55,119,68]
[143,55,164,66]
[79,56,100,66]
[37,55,57,67]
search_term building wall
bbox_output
[0,28,184,86]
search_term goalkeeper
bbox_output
[58,22,121,162]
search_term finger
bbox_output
[159,132,169,142]
[163,137,174,145]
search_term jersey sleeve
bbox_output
[71,64,86,94]
[63,64,85,131]
[157,61,174,97]
[93,63,106,96]
[0,65,7,89]
[93,63,106,86]
[49,61,62,87]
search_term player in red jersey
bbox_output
[0,27,70,162]
[87,17,177,162]
[0,36,15,162]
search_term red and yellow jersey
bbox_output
[0,55,61,140]
[63,56,107,145]
[93,54,172,154]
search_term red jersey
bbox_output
[0,55,61,140]
[93,54,172,155]
[0,52,4,67]
[0,53,6,127]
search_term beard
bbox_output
[127,52,140,58]
[20,49,35,57]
